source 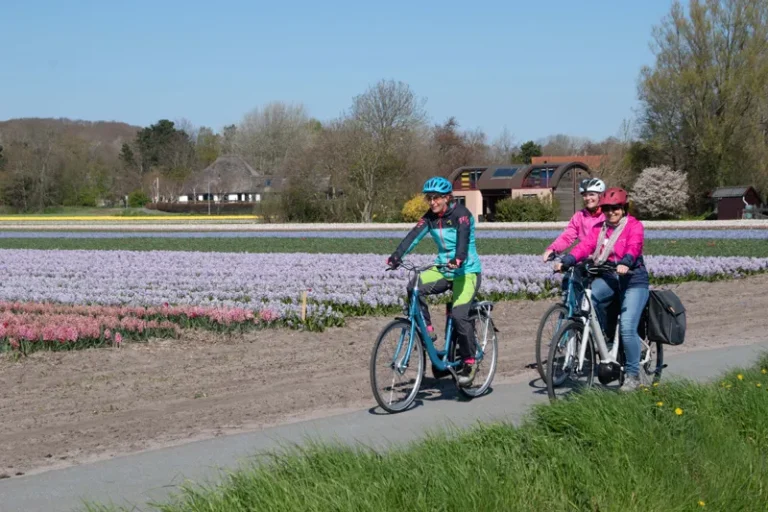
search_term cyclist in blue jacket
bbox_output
[387,176,482,386]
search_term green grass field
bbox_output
[84,356,768,512]
[0,237,766,257]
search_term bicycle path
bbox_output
[2,341,767,512]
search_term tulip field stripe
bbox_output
[0,237,765,257]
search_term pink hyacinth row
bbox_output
[0,302,280,326]
[0,302,281,349]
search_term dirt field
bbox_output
[2,274,767,478]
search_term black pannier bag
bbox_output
[644,289,686,345]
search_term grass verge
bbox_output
[0,237,766,257]
[84,355,768,512]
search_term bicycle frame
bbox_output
[567,267,654,375]
[390,264,470,375]
[575,286,621,371]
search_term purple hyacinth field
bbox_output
[1,249,767,327]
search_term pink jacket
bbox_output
[567,215,645,267]
[547,208,605,253]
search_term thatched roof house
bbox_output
[180,155,286,202]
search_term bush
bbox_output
[127,190,151,208]
[631,166,689,219]
[494,196,558,222]
[401,194,428,222]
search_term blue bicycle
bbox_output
[370,260,498,413]
[534,251,582,384]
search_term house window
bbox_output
[492,167,518,178]
[523,168,556,188]
[455,196,466,206]
[460,170,483,189]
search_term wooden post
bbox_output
[301,291,308,321]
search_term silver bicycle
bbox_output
[545,261,665,401]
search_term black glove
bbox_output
[387,254,402,270]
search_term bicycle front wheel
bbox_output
[370,319,424,413]
[457,313,498,398]
[546,320,595,401]
[535,303,569,383]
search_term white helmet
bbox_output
[579,177,606,194]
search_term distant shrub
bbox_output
[494,196,558,222]
[401,194,428,222]
[128,190,151,208]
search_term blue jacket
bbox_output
[392,201,482,278]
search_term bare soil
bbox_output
[2,274,767,478]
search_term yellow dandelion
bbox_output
[652,382,659,387]
[698,500,706,507]
[656,401,664,407]
[675,407,684,416]
[643,387,650,393]
[726,384,732,389]
[757,383,762,388]
[762,369,767,375]
[737,374,744,381]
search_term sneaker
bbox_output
[619,374,641,393]
[458,359,477,387]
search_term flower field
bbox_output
[1,247,767,350]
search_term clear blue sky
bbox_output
[1,0,674,143]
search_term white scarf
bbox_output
[591,217,628,265]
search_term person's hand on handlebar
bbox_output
[553,262,564,273]
[542,249,554,263]
[447,258,461,270]
[616,264,630,275]
[386,254,401,270]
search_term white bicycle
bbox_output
[545,261,665,401]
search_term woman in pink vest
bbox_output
[554,187,649,392]
[542,177,606,262]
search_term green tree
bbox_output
[195,127,220,167]
[518,140,543,164]
[638,0,768,209]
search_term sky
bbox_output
[1,0,675,144]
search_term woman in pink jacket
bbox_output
[542,177,606,263]
[554,187,649,392]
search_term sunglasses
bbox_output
[425,194,447,202]
[602,204,624,212]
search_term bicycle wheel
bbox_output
[457,313,498,398]
[639,339,664,386]
[535,303,569,383]
[370,319,425,413]
[546,320,595,401]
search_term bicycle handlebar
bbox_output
[386,260,450,273]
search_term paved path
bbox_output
[2,341,766,512]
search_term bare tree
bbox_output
[490,126,517,164]
[235,101,313,175]
[340,80,428,221]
